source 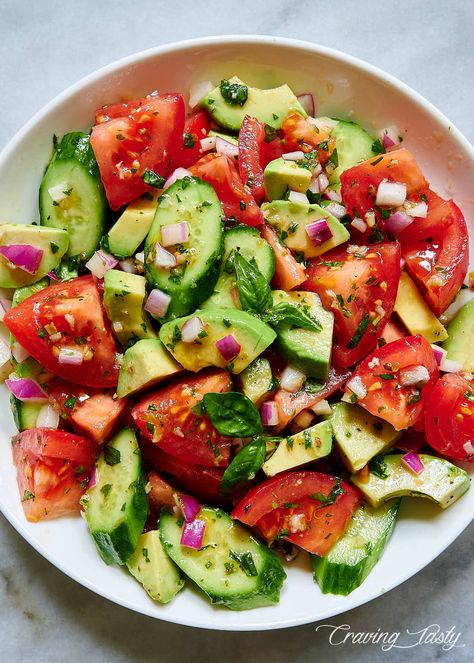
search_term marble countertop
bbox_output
[1,0,473,660]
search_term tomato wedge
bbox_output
[132,369,232,467]
[344,335,439,431]
[175,111,212,169]
[425,373,474,462]
[304,242,401,367]
[238,115,282,202]
[147,470,177,514]
[190,153,263,226]
[378,318,407,345]
[260,223,306,290]
[281,113,335,164]
[91,93,185,209]
[231,471,361,556]
[4,276,120,388]
[11,429,97,522]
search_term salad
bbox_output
[0,74,472,611]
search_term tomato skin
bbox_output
[378,318,407,345]
[231,471,361,556]
[344,335,439,431]
[11,429,97,522]
[260,223,306,290]
[304,242,401,367]
[281,113,334,164]
[190,153,263,226]
[238,116,283,203]
[425,373,474,462]
[4,276,119,388]
[91,93,185,210]
[94,97,148,124]
[175,111,212,169]
[132,369,232,467]
[147,470,177,514]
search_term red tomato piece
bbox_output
[91,93,185,209]
[425,373,474,462]
[281,113,335,164]
[147,470,178,514]
[399,191,468,315]
[47,378,126,445]
[344,335,439,431]
[94,96,148,124]
[190,153,263,226]
[11,429,97,522]
[378,318,407,345]
[238,116,283,202]
[260,223,306,290]
[231,471,361,556]
[4,276,119,388]
[175,111,212,169]
[304,242,401,367]
[132,369,232,467]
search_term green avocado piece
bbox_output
[263,420,333,477]
[103,270,157,349]
[200,76,306,131]
[0,224,69,288]
[351,454,470,509]
[159,307,276,374]
[271,290,334,379]
[262,200,350,258]
[443,298,474,372]
[126,530,184,603]
[239,357,274,406]
[116,338,183,398]
[331,402,401,473]
[104,192,158,259]
[263,158,312,202]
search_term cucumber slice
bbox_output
[311,500,400,595]
[328,119,378,186]
[83,427,148,565]
[239,357,274,406]
[10,394,42,431]
[39,132,107,262]
[12,277,50,307]
[159,507,286,610]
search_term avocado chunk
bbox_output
[351,454,470,509]
[0,224,69,288]
[328,119,378,187]
[263,158,312,201]
[200,76,306,131]
[116,338,183,398]
[239,357,274,406]
[126,530,184,603]
[104,192,159,259]
[262,200,350,258]
[271,290,334,379]
[331,402,401,473]
[103,270,157,349]
[443,298,474,371]
[311,500,400,595]
[263,420,333,477]
[394,272,448,343]
[159,307,276,374]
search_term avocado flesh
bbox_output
[263,420,333,477]
[394,271,448,343]
[272,290,334,379]
[159,307,276,374]
[0,224,69,288]
[351,454,470,509]
[200,76,307,131]
[116,338,183,398]
[443,298,474,371]
[105,192,158,258]
[263,158,312,202]
[262,200,350,258]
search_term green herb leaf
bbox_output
[309,477,344,506]
[464,391,474,403]
[262,302,322,332]
[328,148,339,168]
[104,446,121,466]
[369,455,389,479]
[220,436,266,494]
[22,490,35,501]
[142,169,165,188]
[183,132,196,148]
[229,550,258,577]
[371,139,385,155]
[200,392,263,437]
[233,252,272,315]
[264,124,277,143]
[64,396,76,410]
[101,483,112,498]
[347,313,370,348]
[220,79,248,106]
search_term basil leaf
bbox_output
[142,168,165,188]
[104,446,121,466]
[309,477,344,506]
[262,302,322,332]
[233,252,273,315]
[220,436,266,494]
[220,79,248,106]
[229,550,258,577]
[201,392,263,437]
[369,455,389,479]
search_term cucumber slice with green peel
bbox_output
[39,132,107,262]
[11,277,50,307]
[159,507,286,610]
[10,395,42,431]
[83,427,148,565]
[126,530,184,603]
[262,420,333,477]
[12,356,43,379]
[328,119,379,187]
[311,500,400,595]
[239,357,274,406]
[351,454,470,509]
[443,298,474,372]
[145,176,223,319]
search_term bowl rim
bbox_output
[0,34,473,631]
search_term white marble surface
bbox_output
[1,0,473,660]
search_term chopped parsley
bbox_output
[229,550,258,577]
[22,490,35,501]
[183,132,196,148]
[369,455,389,479]
[104,446,121,466]
[220,79,248,106]
[101,484,112,498]
[371,139,385,155]
[64,396,76,410]
[347,313,370,348]
[142,168,165,188]
[309,477,344,506]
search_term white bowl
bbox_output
[0,35,473,632]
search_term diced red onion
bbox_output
[88,468,98,489]
[163,168,192,191]
[311,399,333,416]
[181,316,204,343]
[351,218,367,234]
[307,116,338,132]
[297,93,315,117]
[0,336,11,369]
[215,334,241,361]
[288,191,309,205]
[382,133,396,149]
[47,271,61,281]
[11,341,29,363]
[144,288,171,319]
[463,441,474,456]
[322,188,342,202]
[161,222,189,247]
[200,136,216,152]
[118,258,137,274]
[308,177,320,194]
[404,201,428,218]
[294,409,314,429]
[189,80,214,109]
[375,180,407,207]
[153,243,177,269]
[47,181,70,203]
[385,210,413,235]
[36,403,60,429]
[135,251,145,264]
[317,173,329,193]
[216,136,239,160]
[400,257,406,270]
[58,347,84,365]
[346,375,367,399]
[180,519,206,549]
[280,365,306,392]
[325,202,346,219]
[0,244,44,274]
[430,344,447,366]
[179,494,201,522]
[381,127,400,150]
[305,219,333,246]
[401,451,425,475]
[5,377,48,402]
[440,357,462,374]
[85,250,118,279]
[261,401,279,426]
[0,297,11,321]
[399,365,430,386]
[282,150,305,161]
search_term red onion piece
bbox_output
[322,188,342,202]
[297,93,315,117]
[325,202,346,220]
[399,365,430,386]
[0,336,11,369]
[216,136,239,160]
[440,357,462,374]
[280,366,306,392]
[180,519,206,549]
[351,218,367,234]
[88,467,98,489]
[11,341,29,363]
[189,80,213,109]
[47,271,61,281]
[58,347,84,366]
[144,288,171,319]
[430,344,446,367]
[288,191,309,205]
[0,297,11,321]
[163,168,192,191]
[200,136,216,152]
[261,401,279,426]
[161,222,189,247]
[382,133,396,149]
[282,151,305,161]
[36,403,60,429]
[85,250,118,279]
[181,316,204,343]
[153,243,177,269]
[317,173,329,193]
[118,258,137,274]
[375,180,407,207]
[401,451,425,475]
[5,377,48,402]
[179,494,201,522]
[385,210,413,235]
[215,334,241,361]
[305,219,333,246]
[463,441,474,456]
[346,375,367,399]
[405,201,428,218]
[0,244,43,274]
